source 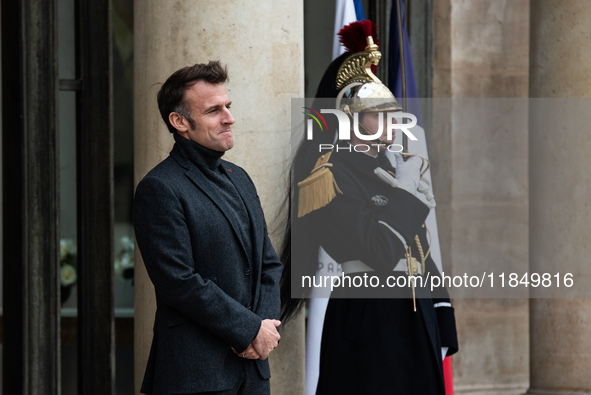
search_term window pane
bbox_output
[59,90,78,311]
[59,89,78,395]
[58,0,75,80]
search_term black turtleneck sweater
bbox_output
[173,134,254,270]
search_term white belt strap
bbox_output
[378,220,408,250]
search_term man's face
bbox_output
[359,111,396,143]
[174,81,235,152]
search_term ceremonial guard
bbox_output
[282,21,458,394]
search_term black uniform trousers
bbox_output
[316,276,445,395]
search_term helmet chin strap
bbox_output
[355,119,388,145]
[342,104,388,145]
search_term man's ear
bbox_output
[169,112,189,133]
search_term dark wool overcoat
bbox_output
[133,137,282,395]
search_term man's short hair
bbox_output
[157,61,229,133]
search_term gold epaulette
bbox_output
[297,152,343,218]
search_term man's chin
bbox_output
[220,139,234,152]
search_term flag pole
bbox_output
[395,0,408,152]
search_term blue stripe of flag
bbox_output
[388,0,423,127]
[354,0,365,20]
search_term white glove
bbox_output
[394,153,422,195]
[374,153,437,209]
[417,177,436,208]
[374,167,399,188]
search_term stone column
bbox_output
[432,1,531,393]
[133,1,305,394]
[528,1,591,393]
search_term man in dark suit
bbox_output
[133,61,283,395]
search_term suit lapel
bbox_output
[223,166,269,311]
[221,163,263,266]
[183,165,252,264]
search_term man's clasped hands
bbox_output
[232,319,281,360]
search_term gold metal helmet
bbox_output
[335,35,402,114]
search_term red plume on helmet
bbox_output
[338,20,380,53]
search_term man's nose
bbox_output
[223,108,235,125]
